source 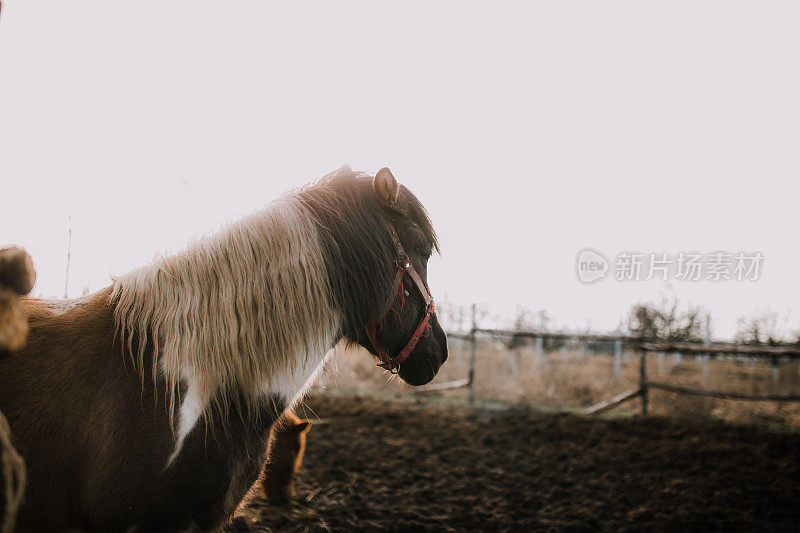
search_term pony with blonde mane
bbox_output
[0,167,447,531]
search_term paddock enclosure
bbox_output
[227,393,799,532]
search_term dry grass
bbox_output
[320,337,800,430]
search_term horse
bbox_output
[259,411,311,504]
[0,247,36,353]
[0,166,448,531]
[0,247,35,533]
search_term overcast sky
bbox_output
[1,1,798,338]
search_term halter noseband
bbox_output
[365,223,435,373]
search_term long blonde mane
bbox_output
[111,194,339,423]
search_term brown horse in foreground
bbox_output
[0,167,447,531]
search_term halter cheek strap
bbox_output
[365,224,436,373]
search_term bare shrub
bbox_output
[627,295,708,342]
[734,308,799,345]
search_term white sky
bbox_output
[1,1,799,338]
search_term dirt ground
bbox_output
[227,393,800,532]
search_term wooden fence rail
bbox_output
[639,342,800,358]
[645,381,800,403]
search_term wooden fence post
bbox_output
[640,350,648,416]
[702,318,711,382]
[534,336,544,368]
[506,347,518,373]
[468,303,477,404]
[613,339,622,378]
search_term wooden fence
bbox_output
[426,304,800,416]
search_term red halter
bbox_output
[365,223,435,373]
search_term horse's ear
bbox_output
[294,420,311,434]
[373,167,400,209]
